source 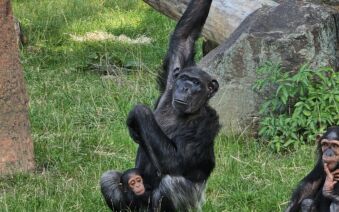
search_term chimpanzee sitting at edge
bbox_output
[100,0,220,211]
[286,126,339,212]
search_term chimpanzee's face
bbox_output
[128,174,145,196]
[172,67,218,114]
[321,139,339,171]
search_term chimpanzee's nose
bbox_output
[182,82,192,92]
[324,149,335,157]
[181,84,189,92]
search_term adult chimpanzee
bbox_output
[100,0,220,211]
[286,126,339,212]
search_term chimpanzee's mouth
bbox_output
[174,99,188,105]
[134,188,145,196]
[322,156,337,163]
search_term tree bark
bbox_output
[143,0,278,44]
[0,0,35,174]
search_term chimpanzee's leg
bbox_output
[152,175,206,211]
[330,202,339,212]
[301,198,315,212]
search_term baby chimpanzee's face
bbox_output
[128,174,145,195]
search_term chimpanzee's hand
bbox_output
[126,104,153,143]
[132,104,154,121]
[323,163,339,198]
[333,169,339,181]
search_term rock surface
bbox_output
[0,0,35,174]
[200,0,339,133]
[305,0,339,5]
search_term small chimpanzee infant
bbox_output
[120,168,151,210]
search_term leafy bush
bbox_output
[254,63,339,152]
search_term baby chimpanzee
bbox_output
[120,168,151,210]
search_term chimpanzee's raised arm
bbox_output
[158,0,213,92]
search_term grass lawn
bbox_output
[0,0,318,211]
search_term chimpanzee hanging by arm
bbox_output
[101,0,220,211]
[126,0,220,210]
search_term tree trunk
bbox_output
[143,0,278,44]
[0,0,35,174]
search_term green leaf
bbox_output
[283,139,295,147]
[254,63,337,152]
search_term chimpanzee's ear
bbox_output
[208,79,219,98]
[173,67,180,79]
[316,134,323,143]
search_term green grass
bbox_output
[0,0,318,211]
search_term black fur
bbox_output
[286,126,339,212]
[158,0,213,93]
[100,171,125,211]
[101,0,219,211]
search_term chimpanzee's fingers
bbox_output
[324,163,333,177]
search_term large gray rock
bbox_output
[200,0,339,134]
[305,0,339,5]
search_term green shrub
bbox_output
[254,63,339,152]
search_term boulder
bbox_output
[200,0,339,134]
[306,0,339,5]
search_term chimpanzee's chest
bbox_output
[154,108,198,134]
[155,116,199,141]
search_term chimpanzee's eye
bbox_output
[193,80,200,85]
[321,142,329,147]
[180,75,188,81]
